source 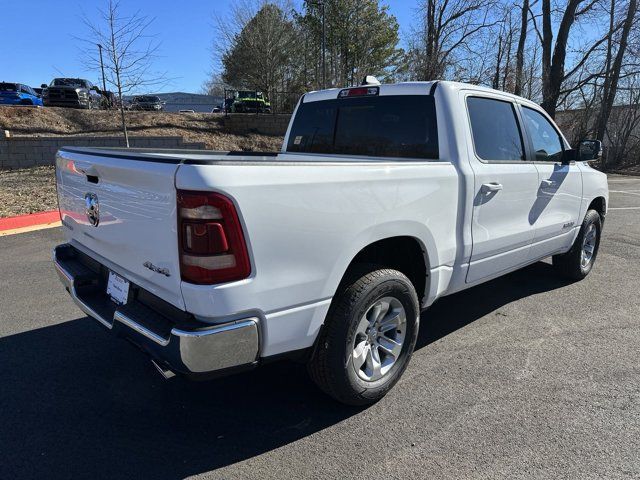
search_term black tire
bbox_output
[553,209,602,280]
[19,99,33,106]
[308,266,420,406]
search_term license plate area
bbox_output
[107,271,130,305]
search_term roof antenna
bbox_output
[361,75,381,86]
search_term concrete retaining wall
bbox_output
[0,136,206,170]
[223,114,291,136]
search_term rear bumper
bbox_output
[52,243,260,377]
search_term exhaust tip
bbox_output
[151,359,176,380]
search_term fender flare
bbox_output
[321,220,438,302]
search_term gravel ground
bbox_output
[0,166,57,217]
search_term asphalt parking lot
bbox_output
[1,175,639,479]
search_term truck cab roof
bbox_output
[302,80,538,109]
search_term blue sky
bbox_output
[0,0,416,94]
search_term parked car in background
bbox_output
[99,91,118,110]
[52,80,608,405]
[33,87,44,97]
[0,82,43,106]
[231,90,271,113]
[42,78,102,109]
[130,95,164,111]
[211,106,221,113]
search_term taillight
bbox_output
[177,190,251,284]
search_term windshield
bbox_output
[287,95,439,160]
[51,78,87,88]
[0,83,18,92]
[237,91,262,99]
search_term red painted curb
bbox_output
[0,210,60,231]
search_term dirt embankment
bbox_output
[0,107,285,217]
[0,106,283,151]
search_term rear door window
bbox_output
[467,96,525,161]
[287,95,438,160]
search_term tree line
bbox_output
[207,0,640,170]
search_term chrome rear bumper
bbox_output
[53,243,260,376]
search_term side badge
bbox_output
[143,261,171,277]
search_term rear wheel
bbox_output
[308,266,420,406]
[553,209,602,280]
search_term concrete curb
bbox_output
[0,210,61,236]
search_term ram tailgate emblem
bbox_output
[84,192,100,227]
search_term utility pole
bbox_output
[97,43,107,94]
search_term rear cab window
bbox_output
[287,93,439,160]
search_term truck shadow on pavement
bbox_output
[0,261,572,479]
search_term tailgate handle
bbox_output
[73,161,98,176]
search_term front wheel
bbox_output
[553,209,602,280]
[308,267,420,406]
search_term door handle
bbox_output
[541,179,557,188]
[481,182,503,193]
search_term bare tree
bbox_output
[80,0,166,147]
[513,0,530,96]
[595,0,638,143]
[529,0,611,117]
[407,0,497,81]
[606,83,640,167]
[492,8,517,91]
[202,73,233,97]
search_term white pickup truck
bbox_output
[53,80,608,405]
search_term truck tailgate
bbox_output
[56,148,185,309]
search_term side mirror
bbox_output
[41,84,47,89]
[578,139,603,162]
[562,148,578,164]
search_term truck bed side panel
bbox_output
[176,158,459,355]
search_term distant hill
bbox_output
[125,92,223,113]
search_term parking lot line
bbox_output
[0,221,62,237]
[609,190,640,196]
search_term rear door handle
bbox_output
[541,179,557,188]
[481,182,503,193]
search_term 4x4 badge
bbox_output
[143,261,171,277]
